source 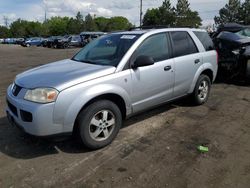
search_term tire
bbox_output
[26,43,30,47]
[63,43,69,49]
[192,74,211,105]
[76,100,122,149]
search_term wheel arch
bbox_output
[188,66,214,94]
[73,93,127,134]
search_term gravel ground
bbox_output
[0,45,250,188]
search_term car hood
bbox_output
[15,59,116,91]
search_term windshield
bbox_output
[236,28,250,38]
[72,33,141,67]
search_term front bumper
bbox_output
[6,84,64,136]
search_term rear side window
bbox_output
[170,31,198,58]
[194,31,214,51]
[136,33,170,62]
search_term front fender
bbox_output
[54,83,131,133]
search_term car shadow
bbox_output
[0,97,192,160]
[215,73,250,87]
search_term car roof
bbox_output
[112,28,206,35]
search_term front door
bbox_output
[130,33,175,113]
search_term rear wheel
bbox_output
[76,100,122,149]
[192,74,211,105]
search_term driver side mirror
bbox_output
[132,55,154,69]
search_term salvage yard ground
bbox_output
[0,45,250,188]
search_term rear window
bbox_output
[170,31,198,57]
[194,31,214,51]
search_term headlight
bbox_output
[24,88,59,103]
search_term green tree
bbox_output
[175,0,202,27]
[214,0,241,25]
[9,19,28,37]
[46,16,70,35]
[241,0,250,24]
[159,0,175,25]
[85,14,97,31]
[0,26,10,38]
[25,21,43,36]
[143,0,175,26]
[143,8,161,26]
[95,17,110,31]
[106,16,132,31]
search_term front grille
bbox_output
[7,100,18,117]
[12,84,22,96]
[20,110,33,122]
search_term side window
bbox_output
[170,31,198,58]
[193,31,214,51]
[135,33,170,62]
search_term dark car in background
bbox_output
[45,36,62,48]
[80,32,105,47]
[212,23,250,80]
[54,35,82,48]
[15,38,25,45]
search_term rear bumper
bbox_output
[6,84,65,136]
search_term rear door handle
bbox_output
[164,66,172,71]
[195,59,200,64]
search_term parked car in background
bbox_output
[15,38,25,45]
[3,38,16,44]
[212,23,250,80]
[80,32,105,46]
[54,35,82,48]
[0,38,4,43]
[22,37,43,47]
[46,36,63,48]
[6,28,217,149]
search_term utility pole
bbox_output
[140,0,142,27]
[44,10,47,23]
[3,16,9,28]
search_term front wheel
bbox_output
[192,74,211,105]
[76,100,122,149]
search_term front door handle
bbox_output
[195,59,200,64]
[164,66,172,71]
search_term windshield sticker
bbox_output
[121,35,136,39]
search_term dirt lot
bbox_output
[0,45,250,188]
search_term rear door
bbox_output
[130,32,175,113]
[170,31,202,97]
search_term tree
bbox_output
[0,26,10,38]
[214,0,241,25]
[95,17,110,31]
[67,12,84,34]
[175,0,202,27]
[241,0,250,24]
[143,0,175,26]
[143,0,200,27]
[85,14,97,31]
[159,0,175,26]
[9,19,28,37]
[106,16,132,31]
[143,8,161,26]
[46,16,70,35]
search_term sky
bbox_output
[0,0,233,27]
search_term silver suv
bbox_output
[6,28,218,149]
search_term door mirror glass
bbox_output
[132,55,154,68]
